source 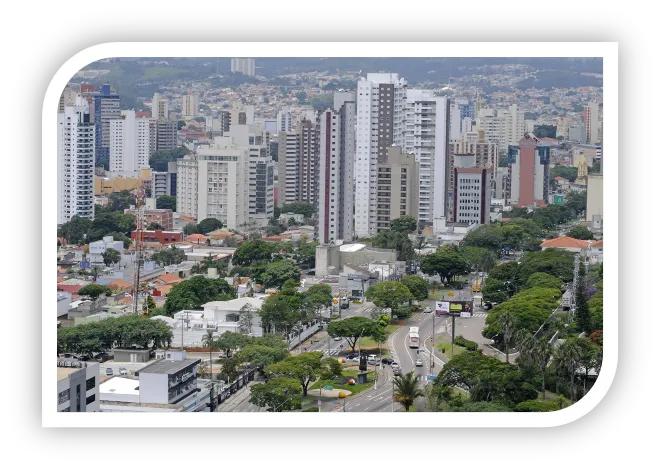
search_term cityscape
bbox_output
[56,56,604,414]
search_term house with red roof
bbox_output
[153,273,184,286]
[541,236,603,264]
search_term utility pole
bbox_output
[431,309,435,369]
[569,253,580,323]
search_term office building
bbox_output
[453,153,491,225]
[182,90,199,118]
[375,146,420,232]
[316,92,356,243]
[57,97,95,224]
[109,110,155,176]
[355,73,408,237]
[152,161,178,198]
[230,58,255,76]
[155,119,178,152]
[568,124,586,143]
[403,90,451,232]
[276,118,318,206]
[510,133,551,208]
[152,93,169,120]
[195,136,250,229]
[583,101,601,145]
[57,360,100,412]
[93,84,120,164]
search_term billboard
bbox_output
[436,300,473,317]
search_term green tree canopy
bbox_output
[214,331,252,357]
[483,287,562,337]
[258,293,300,334]
[390,216,418,233]
[78,283,113,300]
[102,248,121,266]
[150,246,186,267]
[525,272,564,291]
[550,165,578,182]
[462,225,504,252]
[197,217,224,234]
[420,247,469,284]
[567,226,594,240]
[232,240,277,266]
[164,276,235,315]
[400,275,429,301]
[365,281,413,317]
[108,190,136,212]
[262,259,302,290]
[264,351,325,396]
[326,316,378,352]
[149,146,191,172]
[156,195,177,212]
[249,377,302,411]
[235,344,289,371]
[280,202,315,218]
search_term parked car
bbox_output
[381,358,394,365]
[119,367,129,376]
[415,359,423,367]
[106,368,114,376]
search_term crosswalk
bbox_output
[473,313,487,318]
[325,348,342,356]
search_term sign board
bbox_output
[332,401,340,405]
[436,300,473,317]
[447,292,454,297]
[323,385,333,391]
[333,299,339,304]
[79,262,91,269]
[427,375,437,381]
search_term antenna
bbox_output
[133,187,146,315]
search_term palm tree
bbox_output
[393,371,424,411]
[533,340,554,401]
[555,339,582,401]
[498,312,516,363]
[202,330,216,380]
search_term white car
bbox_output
[415,359,423,367]
[423,306,432,313]
[119,367,129,376]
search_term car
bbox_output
[106,368,114,376]
[381,358,394,365]
[347,353,359,360]
[350,357,361,363]
[334,336,343,341]
[367,354,378,361]
[119,367,129,376]
[423,306,432,314]
[340,302,349,309]
[415,359,423,367]
[393,368,402,376]
[391,362,399,368]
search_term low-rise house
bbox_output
[540,236,603,265]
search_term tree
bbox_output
[420,248,469,284]
[215,331,251,358]
[202,330,217,380]
[89,265,103,282]
[514,400,559,412]
[197,217,223,234]
[525,272,564,291]
[400,275,429,302]
[78,284,112,300]
[326,317,378,352]
[149,146,190,171]
[183,223,199,236]
[532,338,554,400]
[232,240,276,266]
[262,259,301,290]
[301,284,333,319]
[101,248,121,266]
[249,377,302,412]
[264,351,324,396]
[498,312,516,363]
[463,225,504,252]
[151,246,186,267]
[164,276,234,316]
[259,294,300,334]
[550,165,578,182]
[146,222,164,231]
[108,190,136,212]
[393,371,424,411]
[555,338,583,401]
[142,294,157,315]
[365,282,413,318]
[565,191,587,218]
[574,272,593,334]
[58,215,92,245]
[238,303,258,334]
[484,287,562,337]
[236,344,289,371]
[390,216,418,233]
[156,195,177,212]
[567,226,594,240]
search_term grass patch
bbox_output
[309,370,377,395]
[435,340,467,360]
[357,325,399,348]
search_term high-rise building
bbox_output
[276,107,317,133]
[276,119,318,206]
[583,101,600,145]
[229,102,255,129]
[176,154,199,220]
[316,92,356,243]
[151,93,169,120]
[453,153,491,226]
[403,90,450,231]
[109,111,155,176]
[355,73,408,237]
[155,120,178,152]
[59,88,80,114]
[230,58,255,76]
[375,146,419,232]
[205,112,231,138]
[510,134,551,208]
[57,97,95,224]
[93,84,120,164]
[586,174,603,229]
[195,137,250,229]
[182,90,199,118]
[152,161,178,198]
[476,104,525,147]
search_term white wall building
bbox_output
[176,154,199,220]
[355,73,408,237]
[230,58,255,76]
[109,110,155,176]
[182,91,199,118]
[151,92,169,120]
[584,101,600,145]
[57,97,95,224]
[57,361,100,412]
[88,235,124,264]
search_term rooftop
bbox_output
[202,296,264,310]
[137,358,200,376]
[57,367,79,381]
[99,376,140,396]
[339,243,366,252]
[541,236,590,249]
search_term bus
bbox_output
[408,327,420,348]
[472,279,482,293]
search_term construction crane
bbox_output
[133,187,146,315]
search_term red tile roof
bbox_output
[156,273,184,285]
[186,234,209,243]
[590,240,603,248]
[107,279,133,291]
[541,236,590,249]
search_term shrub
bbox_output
[514,400,560,412]
[453,335,479,351]
[303,407,319,412]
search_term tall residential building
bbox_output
[195,137,250,229]
[152,161,178,198]
[276,119,318,206]
[152,93,169,120]
[355,73,408,237]
[57,97,95,224]
[586,174,603,229]
[93,84,120,163]
[176,154,199,219]
[182,90,199,118]
[503,104,526,146]
[155,120,178,152]
[375,146,419,232]
[403,90,450,232]
[583,101,600,145]
[494,166,510,203]
[510,134,551,208]
[476,104,525,147]
[316,91,357,243]
[276,107,316,133]
[206,112,230,138]
[230,58,255,76]
[229,102,255,129]
[227,124,275,227]
[59,89,80,114]
[453,153,491,226]
[109,110,155,176]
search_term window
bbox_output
[76,384,81,412]
[86,394,96,405]
[86,377,95,391]
[58,389,70,405]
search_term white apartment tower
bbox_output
[176,154,199,220]
[316,91,357,243]
[403,90,451,231]
[476,104,525,147]
[195,137,250,229]
[109,110,155,176]
[151,93,169,120]
[57,97,95,224]
[355,73,407,237]
[182,91,199,118]
[584,101,600,145]
[231,58,256,76]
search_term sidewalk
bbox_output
[215,381,256,412]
